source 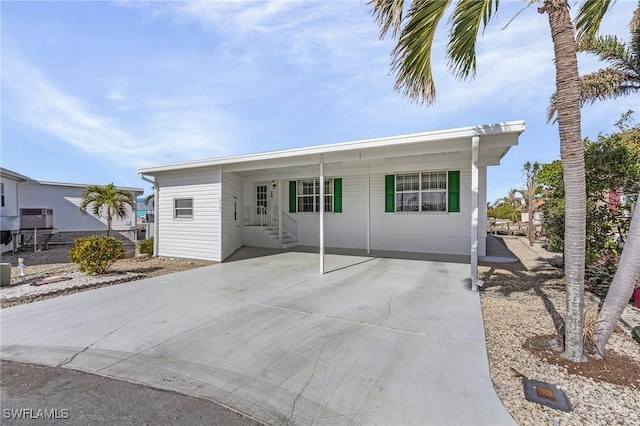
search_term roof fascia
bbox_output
[138,120,525,174]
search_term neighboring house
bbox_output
[0,167,143,253]
[0,169,30,253]
[138,121,525,286]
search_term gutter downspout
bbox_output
[140,173,159,257]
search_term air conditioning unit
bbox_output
[20,208,54,229]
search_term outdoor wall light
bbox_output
[271,180,277,188]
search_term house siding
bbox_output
[20,182,137,232]
[221,171,243,260]
[281,160,485,256]
[0,177,21,253]
[156,167,221,261]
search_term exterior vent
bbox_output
[20,208,54,229]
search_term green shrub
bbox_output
[585,253,620,299]
[139,238,153,255]
[69,236,125,275]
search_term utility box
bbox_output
[20,208,54,229]
[0,263,11,287]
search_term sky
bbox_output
[1,0,638,202]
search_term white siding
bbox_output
[20,183,137,232]
[157,167,221,261]
[1,178,20,217]
[221,172,243,260]
[1,177,21,252]
[277,159,484,256]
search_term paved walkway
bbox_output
[1,251,515,425]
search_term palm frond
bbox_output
[392,0,451,103]
[547,68,637,122]
[447,0,499,79]
[546,92,559,123]
[579,68,635,104]
[370,0,406,38]
[575,0,613,44]
[579,35,629,65]
[631,2,640,33]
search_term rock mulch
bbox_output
[0,271,143,306]
[0,246,213,308]
[480,236,640,426]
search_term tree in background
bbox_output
[592,114,640,356]
[537,160,565,252]
[538,114,640,262]
[487,196,521,222]
[523,162,543,246]
[547,4,640,121]
[79,183,136,237]
[370,0,613,362]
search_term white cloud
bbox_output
[2,56,240,169]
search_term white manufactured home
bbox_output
[138,121,525,287]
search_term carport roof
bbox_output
[137,120,525,174]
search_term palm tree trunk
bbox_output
[107,209,112,237]
[544,0,587,362]
[594,205,640,356]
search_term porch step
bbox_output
[256,225,298,248]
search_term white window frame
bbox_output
[296,178,333,213]
[173,198,194,219]
[396,171,447,213]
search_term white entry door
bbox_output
[256,183,269,214]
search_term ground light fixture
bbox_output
[522,378,572,412]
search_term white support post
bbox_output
[319,155,325,274]
[471,135,481,291]
[367,167,371,254]
[278,179,283,243]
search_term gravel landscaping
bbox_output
[480,236,640,426]
[0,245,213,307]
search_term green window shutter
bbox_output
[334,178,342,213]
[289,180,297,213]
[448,171,460,213]
[385,175,395,213]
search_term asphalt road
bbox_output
[0,361,263,425]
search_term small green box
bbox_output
[0,263,11,287]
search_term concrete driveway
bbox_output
[1,251,515,425]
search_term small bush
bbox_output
[585,253,620,299]
[69,236,125,275]
[139,238,153,255]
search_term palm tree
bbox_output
[80,183,136,236]
[547,3,640,357]
[370,0,612,362]
[547,3,640,121]
[501,189,524,222]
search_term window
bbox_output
[1,183,4,208]
[296,178,333,213]
[289,178,344,213]
[174,198,193,219]
[394,171,447,212]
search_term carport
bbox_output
[1,251,515,425]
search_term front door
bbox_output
[256,184,268,215]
